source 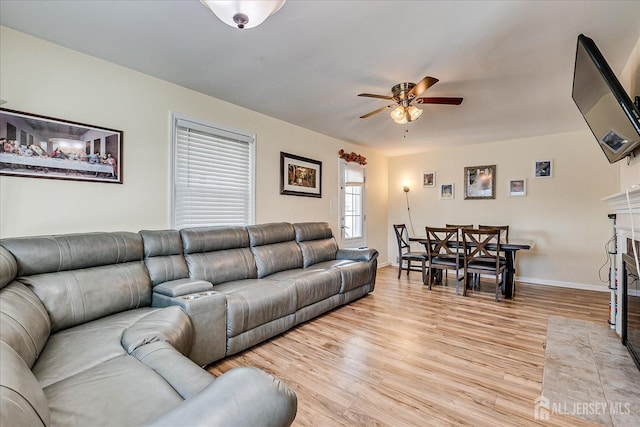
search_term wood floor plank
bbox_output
[208,266,610,426]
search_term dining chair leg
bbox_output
[407,260,411,276]
[397,261,402,279]
[422,262,427,286]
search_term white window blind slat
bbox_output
[172,116,254,229]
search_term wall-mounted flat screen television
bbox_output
[572,34,640,164]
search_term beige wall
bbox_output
[388,131,618,288]
[0,27,389,264]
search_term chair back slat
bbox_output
[425,226,458,259]
[478,225,509,243]
[446,224,473,230]
[393,224,411,254]
[462,228,502,262]
[461,227,507,302]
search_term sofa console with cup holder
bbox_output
[0,222,377,426]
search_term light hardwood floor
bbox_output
[208,266,610,426]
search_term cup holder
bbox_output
[199,291,217,296]
[181,295,201,300]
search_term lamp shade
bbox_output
[391,105,423,124]
[201,0,286,29]
[391,106,408,124]
[407,105,423,121]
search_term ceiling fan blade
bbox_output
[359,104,394,118]
[407,76,439,98]
[358,93,394,100]
[414,97,464,105]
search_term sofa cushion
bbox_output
[140,230,189,286]
[293,222,333,242]
[215,279,297,337]
[0,232,143,276]
[0,282,50,368]
[0,341,50,427]
[293,222,339,267]
[181,226,258,284]
[251,241,303,278]
[0,246,17,289]
[247,222,296,246]
[181,226,250,253]
[33,307,191,388]
[43,355,183,427]
[185,249,257,285]
[297,238,338,268]
[20,262,152,333]
[247,223,303,278]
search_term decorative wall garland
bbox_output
[338,149,367,165]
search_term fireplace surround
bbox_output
[622,252,640,370]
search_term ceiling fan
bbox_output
[358,76,463,124]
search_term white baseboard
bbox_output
[515,276,610,292]
[377,261,391,269]
[387,263,609,292]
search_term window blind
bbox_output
[173,117,254,229]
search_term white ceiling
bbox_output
[1,0,639,156]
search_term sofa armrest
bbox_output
[152,291,227,367]
[146,366,297,427]
[154,278,213,297]
[336,248,379,262]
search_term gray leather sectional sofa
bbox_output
[0,222,378,426]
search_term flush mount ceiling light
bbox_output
[200,0,286,29]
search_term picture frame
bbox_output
[280,152,322,198]
[422,171,435,188]
[509,178,526,197]
[440,183,454,199]
[0,108,123,184]
[464,165,496,200]
[534,160,553,178]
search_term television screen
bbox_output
[572,34,640,164]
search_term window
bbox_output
[171,113,255,229]
[340,162,366,248]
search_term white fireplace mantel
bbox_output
[603,185,640,335]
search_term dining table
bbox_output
[409,236,533,299]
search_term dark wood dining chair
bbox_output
[446,224,473,230]
[425,226,464,293]
[479,224,510,265]
[478,225,509,243]
[462,228,506,302]
[393,224,428,284]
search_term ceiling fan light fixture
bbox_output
[200,0,286,29]
[407,105,423,122]
[391,106,407,124]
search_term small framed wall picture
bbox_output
[509,179,526,197]
[280,152,322,197]
[423,171,436,187]
[440,183,454,199]
[534,160,553,178]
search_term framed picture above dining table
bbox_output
[463,164,496,200]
